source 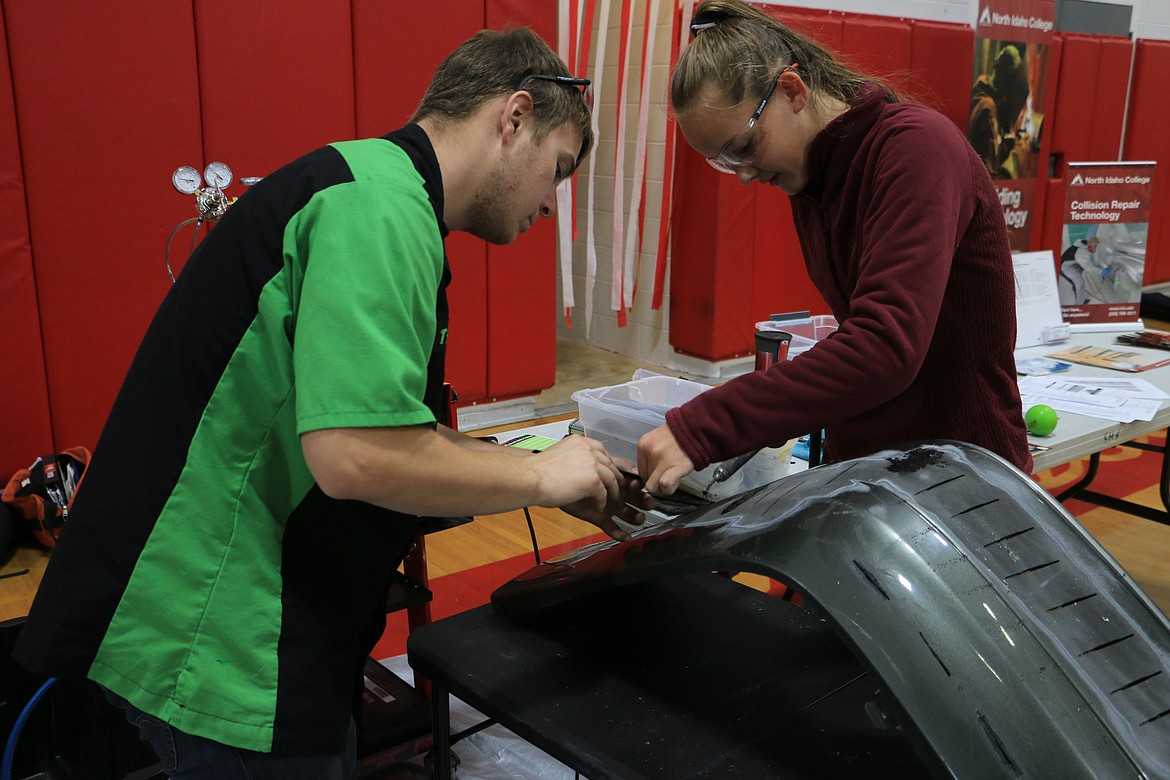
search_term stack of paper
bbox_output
[1018,375,1167,424]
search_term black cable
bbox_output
[523,506,541,565]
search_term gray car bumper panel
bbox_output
[493,441,1170,779]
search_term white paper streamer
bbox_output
[557,0,574,315]
[611,0,636,316]
[623,0,661,310]
[584,0,611,336]
[556,180,574,312]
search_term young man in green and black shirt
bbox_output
[16,27,649,779]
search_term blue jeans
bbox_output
[104,690,357,779]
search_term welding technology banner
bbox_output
[1058,161,1156,325]
[968,0,1055,252]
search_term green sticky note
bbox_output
[504,434,561,452]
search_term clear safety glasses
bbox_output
[707,63,799,174]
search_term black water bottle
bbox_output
[754,330,792,371]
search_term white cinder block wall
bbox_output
[556,0,1165,376]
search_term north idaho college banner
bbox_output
[1058,161,1156,325]
[968,0,1055,251]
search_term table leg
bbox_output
[1160,437,1170,512]
[429,684,453,780]
[1055,451,1102,503]
[808,430,823,467]
[402,537,433,697]
[1055,435,1170,525]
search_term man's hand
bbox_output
[559,467,654,542]
[529,436,652,541]
[637,424,695,496]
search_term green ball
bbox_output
[1025,404,1059,436]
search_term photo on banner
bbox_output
[1058,161,1156,325]
[968,0,1055,251]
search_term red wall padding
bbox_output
[841,15,913,97]
[776,7,844,52]
[1026,34,1061,255]
[353,0,488,402]
[1126,40,1170,284]
[1038,34,1136,268]
[908,21,974,131]
[1036,37,1084,257]
[752,182,828,325]
[5,0,204,454]
[488,0,557,44]
[1088,37,1133,164]
[483,0,561,397]
[1033,34,1066,258]
[669,148,729,359]
[485,221,559,396]
[0,7,53,477]
[353,1,486,138]
[1049,34,1132,168]
[447,234,490,402]
[709,175,760,360]
[194,0,357,180]
[1040,176,1068,265]
[668,137,758,360]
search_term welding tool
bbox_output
[708,450,760,488]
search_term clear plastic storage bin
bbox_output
[572,372,793,501]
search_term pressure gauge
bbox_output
[172,166,202,195]
[204,161,233,189]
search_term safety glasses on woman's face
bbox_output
[517,74,594,113]
[707,63,799,174]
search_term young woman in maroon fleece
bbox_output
[637,0,1032,496]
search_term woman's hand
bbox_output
[637,424,695,496]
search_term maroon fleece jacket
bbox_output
[666,84,1033,473]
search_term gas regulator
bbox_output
[165,162,262,282]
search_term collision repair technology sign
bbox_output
[1060,161,1156,324]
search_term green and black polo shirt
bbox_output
[15,124,452,755]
